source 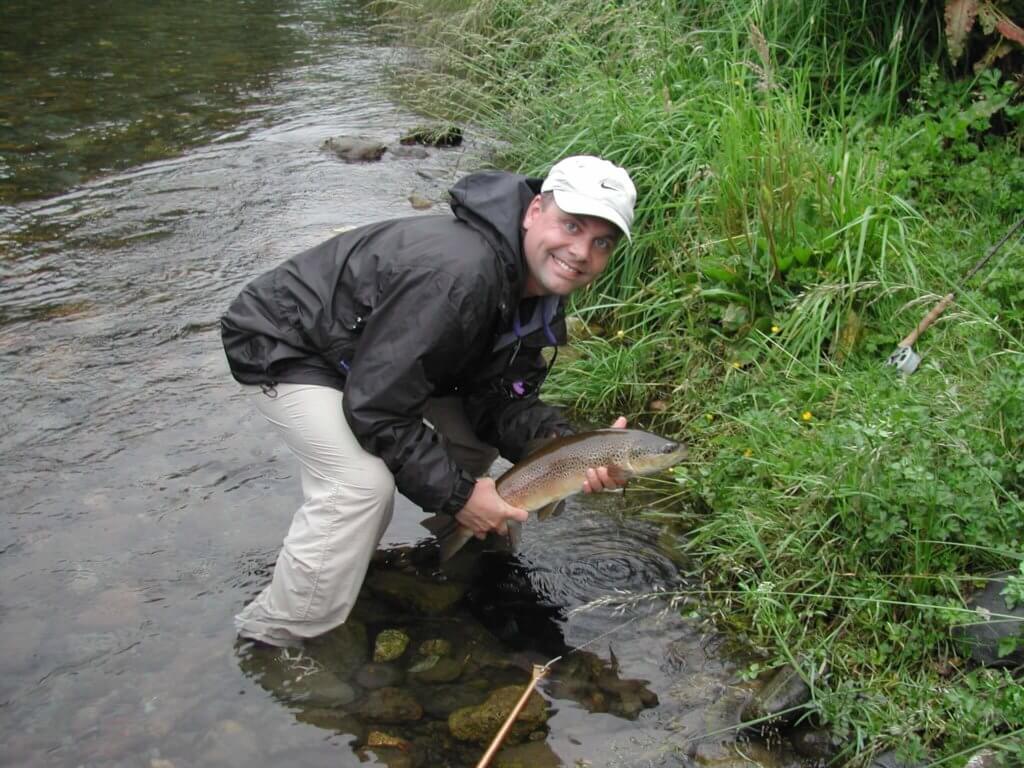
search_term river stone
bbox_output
[305,620,368,678]
[408,193,433,210]
[741,664,811,725]
[356,746,414,768]
[448,685,549,745]
[367,730,411,750]
[494,740,562,768]
[243,648,358,707]
[789,725,838,760]
[419,638,453,657]
[692,739,787,767]
[417,682,489,719]
[365,569,467,615]
[374,629,410,662]
[294,708,365,740]
[355,686,423,722]
[957,571,1024,667]
[409,655,463,684]
[322,136,386,163]
[390,145,430,160]
[356,662,404,689]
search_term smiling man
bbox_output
[221,155,637,648]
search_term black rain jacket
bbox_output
[220,170,572,515]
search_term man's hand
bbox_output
[583,416,629,493]
[455,477,528,539]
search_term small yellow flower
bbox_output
[615,329,625,338]
[743,448,753,458]
[731,361,742,369]
[801,411,813,422]
[705,413,715,422]
[771,325,781,334]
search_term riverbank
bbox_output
[380,1,1024,764]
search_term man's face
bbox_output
[520,194,621,297]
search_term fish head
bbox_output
[623,431,688,475]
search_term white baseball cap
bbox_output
[541,155,637,241]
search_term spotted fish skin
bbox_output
[437,428,687,560]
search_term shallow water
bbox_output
[0,3,775,766]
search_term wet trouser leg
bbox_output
[236,387,498,647]
[235,383,396,647]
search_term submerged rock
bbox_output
[294,707,365,740]
[355,686,423,723]
[390,144,430,160]
[322,136,386,163]
[494,740,563,768]
[417,682,489,719]
[240,646,358,707]
[365,569,467,615]
[374,628,410,662]
[356,746,414,768]
[419,638,453,657]
[305,620,368,678]
[366,730,411,751]
[448,685,549,745]
[356,662,404,690]
[409,654,463,684]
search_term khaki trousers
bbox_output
[235,383,496,647]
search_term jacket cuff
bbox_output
[441,471,477,515]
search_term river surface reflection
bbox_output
[0,2,748,766]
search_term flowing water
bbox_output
[0,3,782,766]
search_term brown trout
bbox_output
[436,428,687,560]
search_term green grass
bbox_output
[380,0,1024,762]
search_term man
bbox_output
[221,155,637,648]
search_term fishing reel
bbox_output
[885,345,921,375]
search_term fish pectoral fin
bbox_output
[507,518,523,550]
[536,499,565,521]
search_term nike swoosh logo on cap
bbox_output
[600,181,618,190]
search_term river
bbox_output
[0,2,764,766]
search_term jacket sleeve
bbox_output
[462,348,573,463]
[341,268,477,515]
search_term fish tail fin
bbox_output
[421,514,475,562]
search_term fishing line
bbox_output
[538,613,640,673]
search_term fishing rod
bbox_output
[474,615,640,768]
[886,215,1024,374]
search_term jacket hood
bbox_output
[448,170,542,293]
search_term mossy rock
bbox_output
[448,685,549,744]
[374,628,410,662]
